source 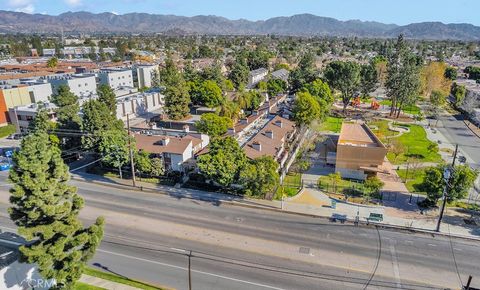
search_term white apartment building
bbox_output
[98,68,134,90]
[133,65,158,89]
[46,73,97,98]
[116,90,165,121]
[248,68,268,88]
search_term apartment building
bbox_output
[248,68,268,88]
[243,116,297,168]
[134,132,210,172]
[9,102,57,133]
[334,122,388,180]
[98,68,134,90]
[115,90,165,121]
[133,65,158,89]
[46,73,97,98]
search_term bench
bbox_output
[366,213,383,223]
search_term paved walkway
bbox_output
[80,274,140,290]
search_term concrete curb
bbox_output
[71,175,480,242]
[464,119,480,139]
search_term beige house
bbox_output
[335,123,387,180]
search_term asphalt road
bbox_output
[437,113,480,169]
[0,174,479,290]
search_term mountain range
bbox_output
[1,10,480,40]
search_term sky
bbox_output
[2,0,480,26]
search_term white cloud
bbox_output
[8,0,35,14]
[64,0,83,6]
[14,4,35,13]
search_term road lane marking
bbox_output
[98,249,286,290]
[427,243,437,247]
[389,240,402,289]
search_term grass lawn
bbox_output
[317,175,365,194]
[0,124,16,138]
[368,120,398,139]
[74,282,106,290]
[396,168,427,193]
[386,124,442,164]
[274,172,302,200]
[379,100,421,116]
[314,116,344,133]
[84,267,164,290]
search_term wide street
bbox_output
[0,173,479,290]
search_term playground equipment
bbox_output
[370,98,380,110]
[350,96,361,107]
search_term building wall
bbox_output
[136,66,157,89]
[335,144,387,180]
[0,90,9,125]
[28,83,52,103]
[49,76,97,97]
[2,87,31,109]
[99,70,134,90]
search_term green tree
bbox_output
[421,165,478,206]
[9,132,104,289]
[292,91,321,126]
[327,172,342,194]
[229,60,249,89]
[197,136,247,187]
[385,35,421,118]
[200,80,224,108]
[97,84,116,115]
[364,176,384,195]
[82,99,123,150]
[195,113,233,137]
[98,130,130,179]
[135,150,152,175]
[267,78,287,96]
[289,53,316,93]
[301,79,334,105]
[51,85,83,151]
[29,107,54,134]
[451,82,466,107]
[240,156,279,197]
[150,157,165,176]
[47,56,58,68]
[324,60,361,113]
[160,57,191,120]
[360,63,378,97]
[444,66,457,80]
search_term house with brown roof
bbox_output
[243,116,296,168]
[134,133,209,172]
[334,122,388,180]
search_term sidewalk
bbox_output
[80,274,140,290]
[72,171,480,240]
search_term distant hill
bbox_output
[0,10,479,40]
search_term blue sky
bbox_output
[3,0,480,26]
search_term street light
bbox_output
[435,167,451,232]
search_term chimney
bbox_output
[275,119,283,128]
[265,130,273,139]
[183,124,190,133]
[227,127,235,134]
[252,141,261,151]
[252,110,259,116]
[156,137,170,146]
[240,118,248,125]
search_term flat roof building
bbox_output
[335,122,387,180]
[98,68,134,90]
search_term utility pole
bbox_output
[127,114,136,187]
[436,144,458,232]
[188,250,192,290]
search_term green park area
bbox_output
[369,120,441,165]
[396,168,427,193]
[379,99,421,116]
[314,116,344,133]
[274,172,302,199]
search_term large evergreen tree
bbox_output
[9,132,104,289]
[51,85,83,151]
[97,84,117,115]
[160,57,191,120]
